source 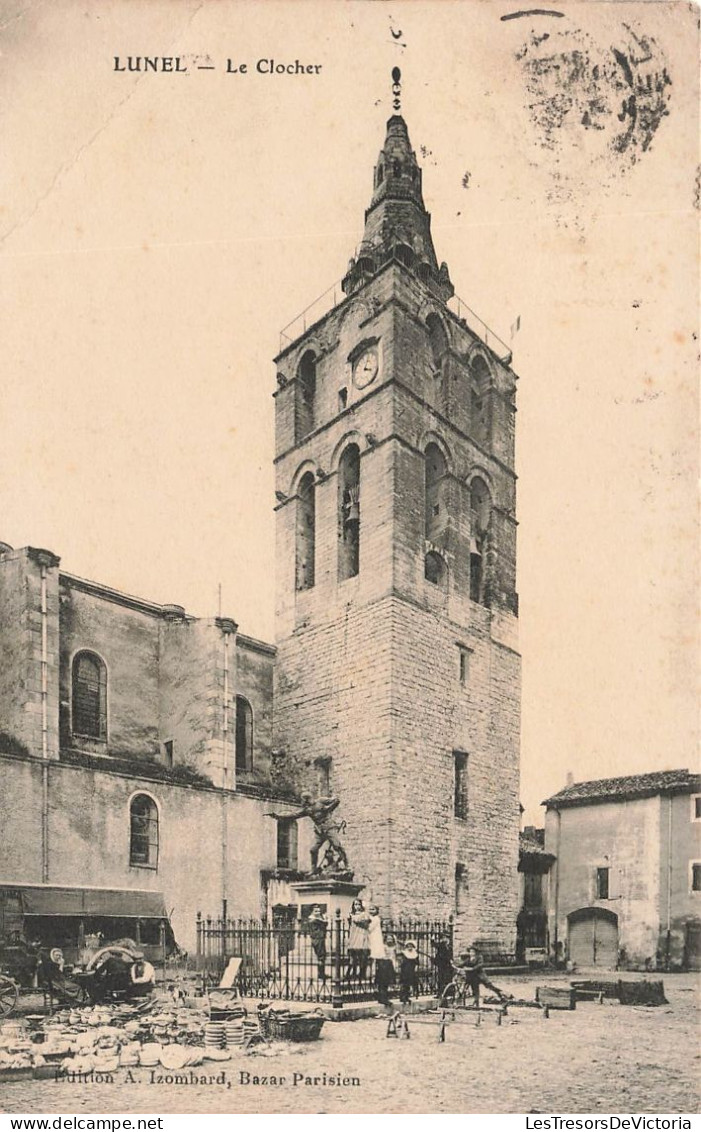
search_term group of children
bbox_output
[347,898,421,1006]
[306,900,417,1004]
[308,899,511,1011]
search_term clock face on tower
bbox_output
[352,347,379,389]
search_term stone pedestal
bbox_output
[289,877,365,921]
[289,878,366,1007]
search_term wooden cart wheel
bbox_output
[0,975,19,1018]
[439,981,458,1008]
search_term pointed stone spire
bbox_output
[343,69,453,302]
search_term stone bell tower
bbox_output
[272,72,520,950]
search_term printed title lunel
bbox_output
[113,56,323,75]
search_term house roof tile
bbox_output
[543,768,701,809]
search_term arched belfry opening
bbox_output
[295,351,317,441]
[469,476,491,605]
[295,471,316,591]
[470,354,491,444]
[424,549,447,588]
[426,313,448,374]
[424,442,448,544]
[338,444,361,581]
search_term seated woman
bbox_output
[36,946,84,1004]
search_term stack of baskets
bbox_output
[204,1021,225,1051]
[209,998,246,1023]
[224,1019,245,1049]
[257,1006,325,1042]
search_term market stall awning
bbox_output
[13,886,167,919]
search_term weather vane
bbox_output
[391,67,401,114]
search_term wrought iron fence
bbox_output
[196,911,453,1006]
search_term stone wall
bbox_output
[658,791,701,965]
[158,617,220,775]
[390,598,520,949]
[0,548,60,761]
[0,550,35,752]
[275,597,395,906]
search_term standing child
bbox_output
[397,939,419,1005]
[307,905,328,982]
[375,931,397,1008]
[432,936,453,1001]
[367,904,384,965]
[346,898,371,981]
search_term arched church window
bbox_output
[426,313,448,374]
[129,794,159,869]
[295,472,316,591]
[393,159,402,177]
[295,351,317,442]
[338,443,361,581]
[377,163,384,186]
[235,695,254,774]
[469,477,491,606]
[424,442,448,544]
[72,651,107,740]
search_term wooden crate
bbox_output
[617,979,667,1006]
[33,1064,59,1080]
[0,1066,35,1082]
[536,986,576,1010]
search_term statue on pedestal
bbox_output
[271,792,351,877]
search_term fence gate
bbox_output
[196,911,454,1006]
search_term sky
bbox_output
[0,0,698,822]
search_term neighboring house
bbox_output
[517,826,555,961]
[544,769,701,970]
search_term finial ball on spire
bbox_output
[391,67,402,113]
